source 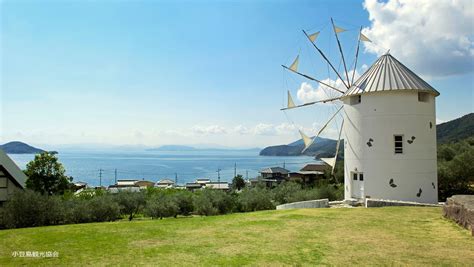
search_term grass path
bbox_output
[0,207,473,266]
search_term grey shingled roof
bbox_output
[343,53,440,97]
[0,149,28,188]
[260,167,289,174]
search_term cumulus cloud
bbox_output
[191,125,227,135]
[253,123,277,136]
[296,69,361,103]
[363,0,474,77]
[233,125,251,135]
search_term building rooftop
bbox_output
[343,53,440,97]
[0,149,28,188]
[260,167,290,174]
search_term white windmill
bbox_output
[282,19,439,204]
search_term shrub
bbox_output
[144,193,179,219]
[238,187,275,212]
[174,191,194,216]
[114,191,146,221]
[1,190,65,228]
[273,182,302,204]
[88,195,121,222]
[193,190,218,216]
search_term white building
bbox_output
[341,53,439,203]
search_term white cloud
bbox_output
[191,125,227,135]
[233,125,251,135]
[253,123,276,136]
[296,69,361,104]
[363,0,474,77]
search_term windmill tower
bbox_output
[282,20,439,204]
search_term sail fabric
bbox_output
[360,33,371,42]
[287,91,296,109]
[299,130,313,150]
[321,157,336,168]
[308,31,320,42]
[289,55,299,72]
[333,25,346,34]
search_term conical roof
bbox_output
[343,53,439,97]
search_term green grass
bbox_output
[0,207,473,266]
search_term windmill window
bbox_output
[350,95,361,105]
[352,173,357,180]
[359,173,364,181]
[394,135,403,154]
[418,92,429,102]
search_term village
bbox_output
[69,162,330,193]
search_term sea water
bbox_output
[9,150,315,187]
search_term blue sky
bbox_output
[1,0,473,148]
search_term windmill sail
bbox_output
[331,119,344,175]
[299,130,314,151]
[289,55,299,72]
[308,31,320,42]
[321,157,336,168]
[333,25,346,34]
[360,33,371,42]
[287,91,296,109]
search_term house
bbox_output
[185,182,203,191]
[205,182,230,191]
[0,150,27,204]
[108,179,140,193]
[135,180,155,189]
[195,178,211,185]
[259,167,289,184]
[155,179,175,189]
[72,181,88,191]
[289,162,329,185]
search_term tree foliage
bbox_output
[437,137,474,201]
[25,152,72,195]
[231,175,246,191]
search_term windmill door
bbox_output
[351,172,364,199]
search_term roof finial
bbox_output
[385,49,391,55]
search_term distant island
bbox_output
[0,141,46,154]
[259,136,341,157]
[260,113,474,157]
[147,145,197,151]
[147,145,260,152]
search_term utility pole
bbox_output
[283,161,286,169]
[99,169,103,187]
[217,168,221,183]
[234,163,237,178]
[114,168,117,184]
[246,170,249,180]
[175,172,178,186]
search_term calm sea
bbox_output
[8,150,315,187]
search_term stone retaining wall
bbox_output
[276,199,329,210]
[365,198,441,208]
[443,195,474,236]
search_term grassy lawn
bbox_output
[0,207,472,266]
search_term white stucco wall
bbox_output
[342,90,438,203]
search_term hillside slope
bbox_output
[437,113,474,143]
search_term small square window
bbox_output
[394,135,404,154]
[359,174,364,181]
[350,95,362,105]
[353,173,357,180]
[418,92,429,102]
